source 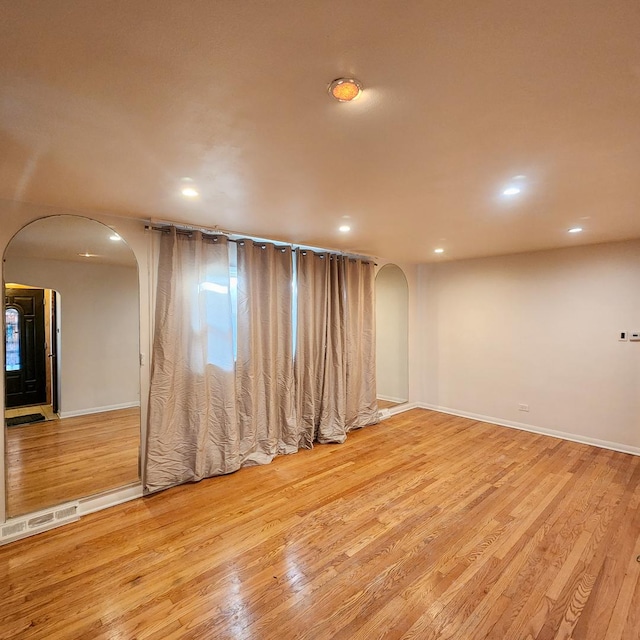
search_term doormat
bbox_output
[6,413,46,427]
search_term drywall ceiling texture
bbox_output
[418,239,640,451]
[1,2,640,262]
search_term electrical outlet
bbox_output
[518,404,529,412]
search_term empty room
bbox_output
[1,2,639,639]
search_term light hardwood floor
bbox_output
[1,408,638,639]
[377,399,405,410]
[5,407,140,516]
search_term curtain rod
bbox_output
[145,222,377,264]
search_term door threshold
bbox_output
[5,404,58,421]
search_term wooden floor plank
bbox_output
[5,407,140,516]
[1,408,639,639]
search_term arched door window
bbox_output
[5,307,21,371]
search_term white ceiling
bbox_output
[1,1,639,262]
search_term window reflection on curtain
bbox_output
[5,307,21,372]
[184,237,235,374]
[146,229,238,491]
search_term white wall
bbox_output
[375,264,409,402]
[4,257,139,415]
[375,260,421,406]
[418,240,640,451]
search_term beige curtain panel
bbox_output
[236,240,298,464]
[294,251,342,444]
[344,257,379,430]
[145,229,238,493]
[295,252,378,444]
[145,229,378,493]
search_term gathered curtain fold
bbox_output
[236,240,298,464]
[145,229,238,492]
[295,252,378,444]
[344,257,379,430]
[145,229,378,494]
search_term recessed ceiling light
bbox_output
[328,78,363,102]
[503,186,521,196]
[434,248,444,254]
[181,187,199,198]
[109,234,121,241]
[568,227,583,233]
[78,252,98,258]
[339,225,351,232]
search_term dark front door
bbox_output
[51,291,59,414]
[5,287,47,408]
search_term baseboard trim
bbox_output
[1,484,144,546]
[379,401,421,420]
[417,403,640,457]
[60,401,140,419]
[79,483,143,516]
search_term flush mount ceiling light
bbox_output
[568,227,583,233]
[339,225,351,232]
[434,248,444,254]
[328,78,363,102]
